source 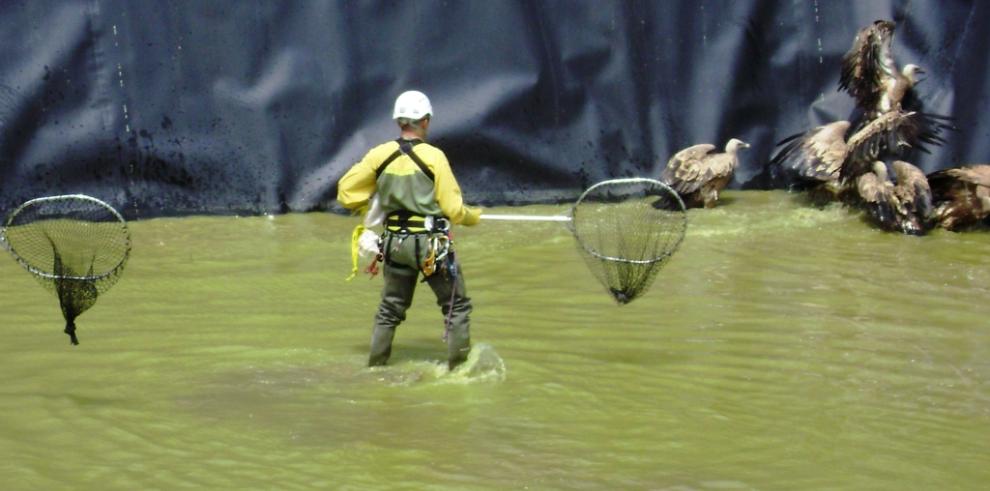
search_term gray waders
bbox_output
[368,232,472,370]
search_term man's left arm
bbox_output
[432,152,481,226]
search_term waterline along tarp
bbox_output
[0,1,987,218]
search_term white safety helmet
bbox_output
[392,90,433,121]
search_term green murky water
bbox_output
[1,190,988,490]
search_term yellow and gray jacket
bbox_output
[337,138,481,230]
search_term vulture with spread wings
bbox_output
[770,111,952,200]
[839,20,925,121]
[837,110,952,183]
[769,121,850,200]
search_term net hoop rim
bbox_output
[0,194,132,281]
[568,177,688,264]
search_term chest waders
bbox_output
[367,140,471,370]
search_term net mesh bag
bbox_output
[1,195,131,344]
[569,178,687,304]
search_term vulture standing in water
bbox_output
[662,139,749,208]
[927,164,990,230]
[839,19,925,121]
[855,160,933,235]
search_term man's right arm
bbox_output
[337,151,379,211]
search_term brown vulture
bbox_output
[927,164,990,230]
[662,139,750,208]
[770,111,951,201]
[838,110,952,184]
[769,120,850,200]
[855,160,933,235]
[839,20,924,120]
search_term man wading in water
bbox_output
[337,90,482,370]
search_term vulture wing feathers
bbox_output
[839,110,953,183]
[856,161,932,235]
[663,144,717,195]
[839,20,896,116]
[856,164,898,229]
[770,121,850,183]
[928,164,990,230]
[891,160,933,230]
[663,140,747,209]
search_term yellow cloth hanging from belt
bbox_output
[345,224,366,281]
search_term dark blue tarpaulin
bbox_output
[0,0,987,218]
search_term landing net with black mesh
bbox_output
[1,194,131,344]
[484,178,686,304]
[569,178,686,303]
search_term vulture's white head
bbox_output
[725,138,751,154]
[902,64,925,85]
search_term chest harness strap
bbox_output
[374,138,434,180]
[374,139,445,274]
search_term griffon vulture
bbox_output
[662,139,750,208]
[769,121,850,200]
[839,20,924,120]
[855,160,933,235]
[770,111,951,201]
[927,164,990,231]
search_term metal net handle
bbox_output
[481,178,687,219]
[481,213,661,262]
[481,214,571,222]
[480,178,688,263]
